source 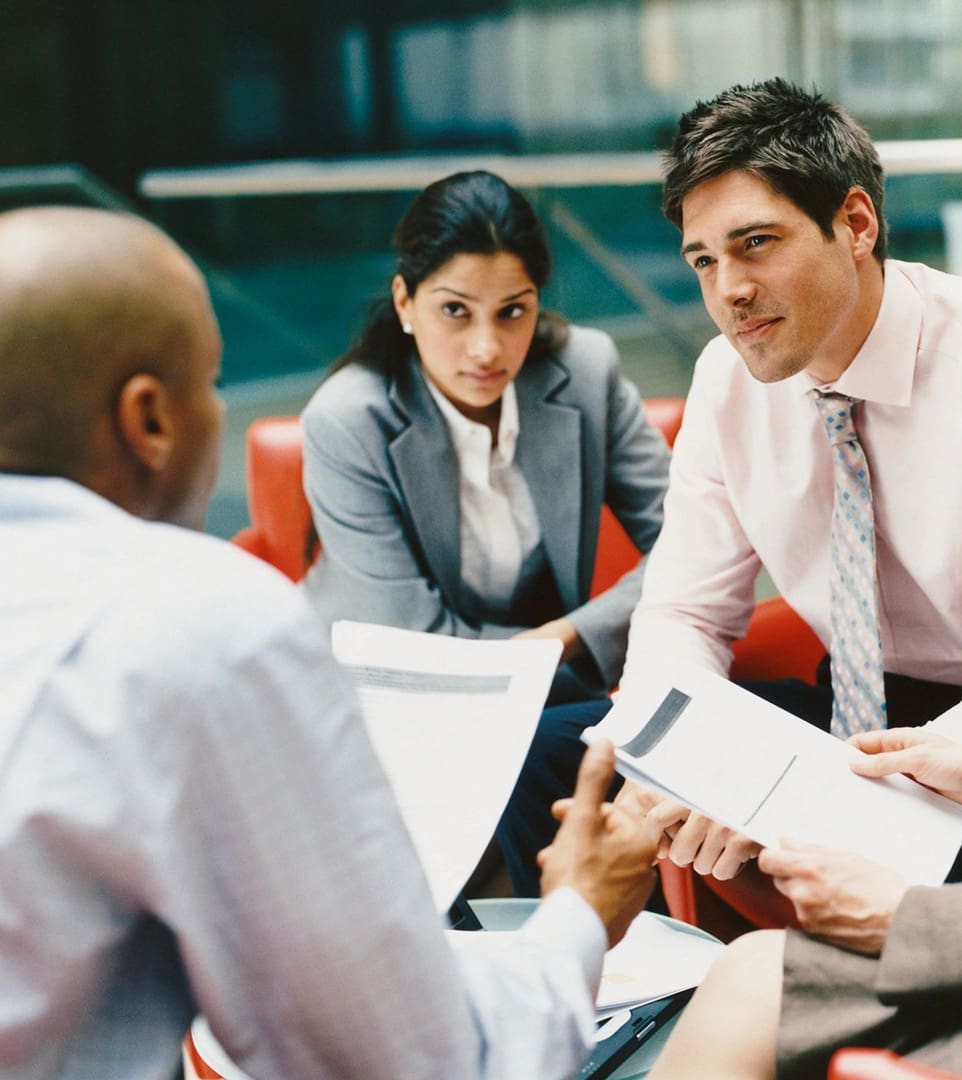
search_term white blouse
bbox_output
[426,378,542,609]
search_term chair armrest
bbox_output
[829,1048,962,1080]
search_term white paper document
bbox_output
[331,621,561,914]
[585,660,962,886]
[929,700,962,743]
[596,912,723,1017]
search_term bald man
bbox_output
[0,206,659,1080]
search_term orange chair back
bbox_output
[232,416,310,582]
[183,1031,224,1078]
[829,1048,962,1080]
[640,395,685,448]
[588,396,683,596]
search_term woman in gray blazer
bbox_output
[301,170,670,705]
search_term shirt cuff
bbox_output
[522,886,608,995]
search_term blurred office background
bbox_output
[2,0,961,537]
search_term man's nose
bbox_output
[716,258,756,308]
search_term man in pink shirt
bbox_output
[618,76,962,880]
[500,76,962,895]
[506,77,962,1079]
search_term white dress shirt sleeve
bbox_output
[1,479,606,1080]
[448,887,606,1080]
[619,347,761,699]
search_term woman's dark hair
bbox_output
[330,170,568,377]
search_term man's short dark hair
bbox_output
[662,77,887,262]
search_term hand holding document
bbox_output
[584,660,962,886]
[331,621,561,914]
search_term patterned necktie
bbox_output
[814,392,887,738]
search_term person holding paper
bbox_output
[623,78,962,876]
[645,726,962,1079]
[0,204,662,1080]
[511,77,962,886]
[300,169,670,706]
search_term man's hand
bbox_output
[613,782,685,859]
[850,727,962,804]
[614,782,759,879]
[538,740,658,947]
[513,618,583,664]
[759,841,909,955]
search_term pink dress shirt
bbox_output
[621,259,962,697]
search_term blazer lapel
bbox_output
[515,358,582,611]
[387,358,463,607]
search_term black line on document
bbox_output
[743,755,797,828]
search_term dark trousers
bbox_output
[496,655,962,898]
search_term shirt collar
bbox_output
[0,473,128,524]
[425,377,520,463]
[790,261,920,405]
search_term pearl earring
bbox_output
[402,322,413,335]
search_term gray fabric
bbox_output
[301,325,670,690]
[778,885,962,1078]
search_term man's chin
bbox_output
[739,350,800,385]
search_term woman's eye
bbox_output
[500,303,527,320]
[441,301,467,317]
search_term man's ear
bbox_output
[115,373,174,473]
[839,187,879,263]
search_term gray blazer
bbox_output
[778,883,962,1076]
[301,325,670,690]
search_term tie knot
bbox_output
[814,391,858,446]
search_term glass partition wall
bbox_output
[5,0,961,537]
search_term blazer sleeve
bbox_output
[562,358,671,689]
[301,385,525,641]
[875,883,962,1003]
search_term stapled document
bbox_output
[585,660,962,886]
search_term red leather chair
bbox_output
[588,395,684,595]
[183,1020,251,1080]
[231,416,312,582]
[829,1049,962,1080]
[183,1031,222,1079]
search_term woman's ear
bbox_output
[115,373,173,472]
[391,274,412,329]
